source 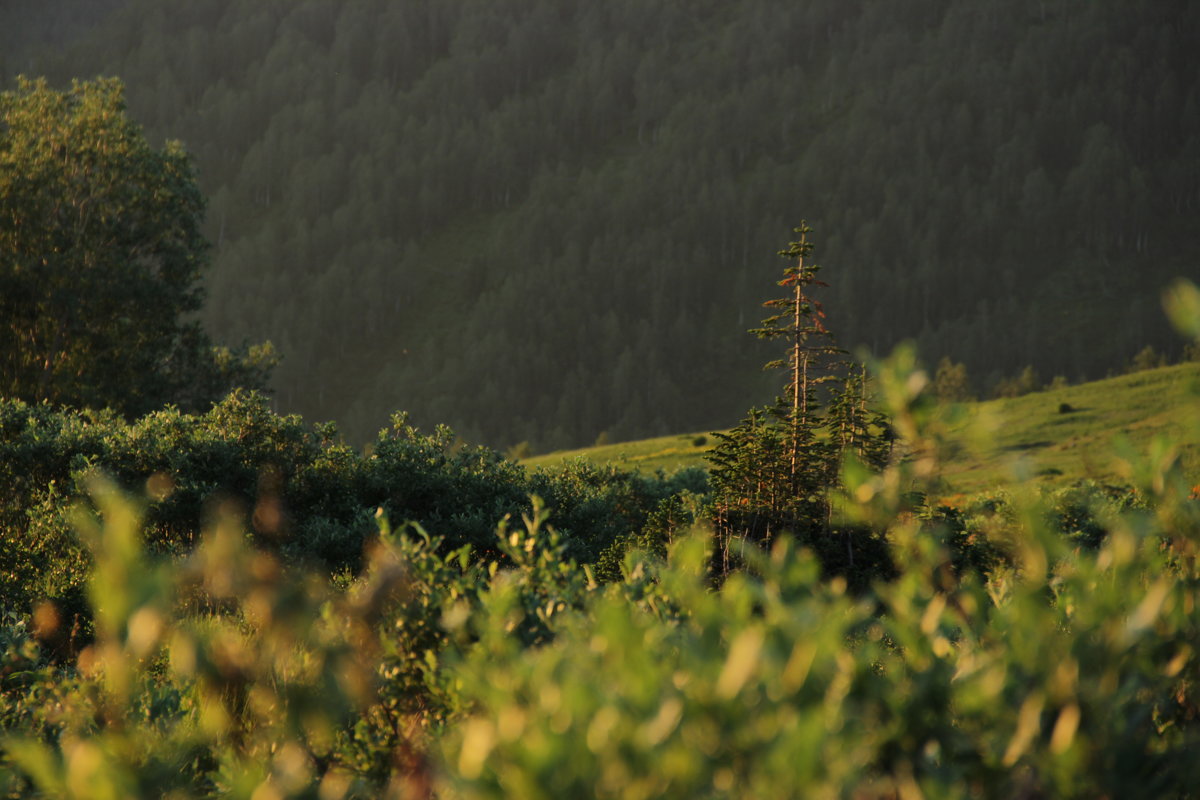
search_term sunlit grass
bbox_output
[524,362,1200,491]
[941,361,1200,493]
[523,431,717,474]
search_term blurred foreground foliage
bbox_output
[1,403,1195,797]
[2,286,1200,796]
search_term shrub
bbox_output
[0,394,698,635]
[1128,345,1167,373]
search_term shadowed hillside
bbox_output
[4,0,1198,449]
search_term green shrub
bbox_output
[0,395,695,626]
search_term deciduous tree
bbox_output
[0,77,273,414]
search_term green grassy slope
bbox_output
[939,361,1200,494]
[523,430,717,475]
[525,362,1200,493]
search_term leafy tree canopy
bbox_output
[0,76,274,416]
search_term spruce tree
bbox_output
[751,222,842,479]
[708,224,891,574]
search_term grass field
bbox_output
[524,362,1200,493]
[522,429,717,474]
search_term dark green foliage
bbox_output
[707,226,893,583]
[933,356,973,403]
[1129,344,1168,373]
[826,368,893,472]
[993,365,1041,398]
[365,413,531,563]
[4,1,1197,447]
[592,490,704,583]
[928,481,1149,580]
[529,461,708,566]
[0,394,696,632]
[0,77,274,416]
[708,406,829,546]
[359,501,599,738]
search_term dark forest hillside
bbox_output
[4,0,1198,449]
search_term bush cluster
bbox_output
[0,391,704,645]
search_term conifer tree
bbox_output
[825,364,892,472]
[708,224,890,573]
[751,222,842,479]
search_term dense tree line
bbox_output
[3,0,1198,448]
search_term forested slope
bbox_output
[4,0,1198,449]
